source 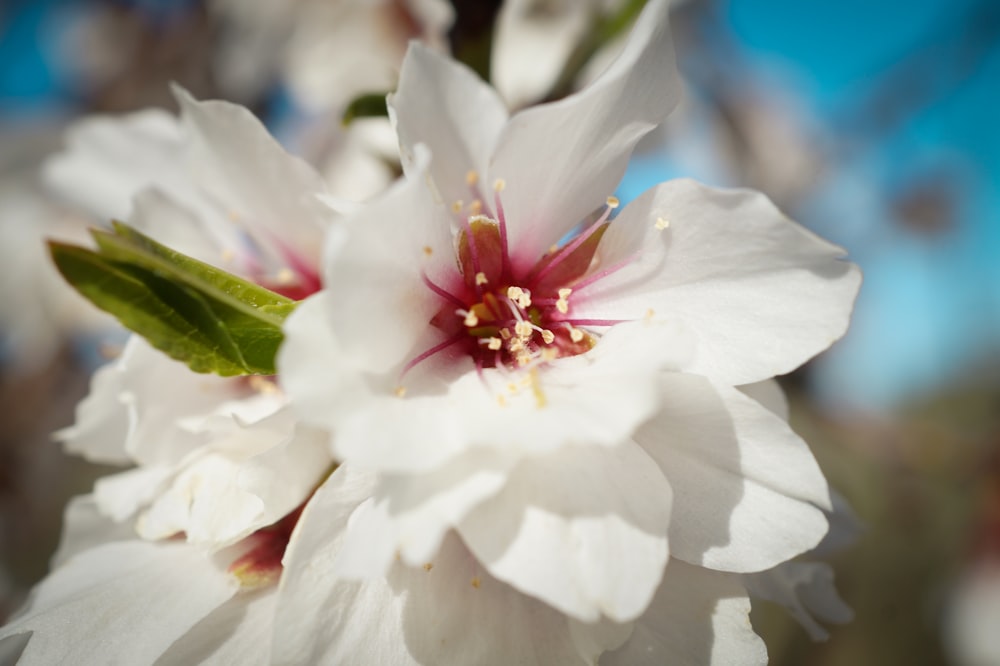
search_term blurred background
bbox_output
[1,0,998,663]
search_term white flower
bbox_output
[0,496,284,665]
[280,0,860,652]
[272,464,768,665]
[49,90,343,550]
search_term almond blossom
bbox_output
[278,0,860,655]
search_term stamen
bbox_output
[394,386,407,398]
[506,286,531,309]
[540,329,555,344]
[475,271,488,286]
[459,215,485,297]
[556,287,572,314]
[559,318,630,327]
[422,273,465,308]
[655,217,670,230]
[401,334,464,377]
[606,195,620,209]
[514,320,533,338]
[452,200,464,213]
[493,178,506,192]
[459,309,479,327]
[486,337,503,350]
[569,327,584,343]
[466,170,479,186]
[469,199,483,215]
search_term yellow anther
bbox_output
[463,311,479,327]
[655,217,670,230]
[469,199,483,214]
[452,200,464,213]
[606,195,620,209]
[487,337,503,351]
[275,267,295,285]
[509,338,525,353]
[558,288,573,299]
[475,271,488,286]
[541,347,559,362]
[493,178,506,192]
[394,386,407,398]
[466,170,479,186]
[499,327,512,340]
[423,562,433,572]
[569,327,584,343]
[541,329,555,344]
[514,321,533,338]
[556,300,569,314]
[471,577,481,589]
[644,308,655,321]
[422,245,433,257]
[496,394,507,407]
[248,376,279,394]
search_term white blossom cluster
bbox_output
[0,1,859,663]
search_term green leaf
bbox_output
[49,224,302,377]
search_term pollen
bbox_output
[506,286,531,308]
[556,287,572,314]
[469,199,483,215]
[499,328,512,340]
[514,320,533,338]
[541,329,555,344]
[422,245,433,257]
[644,308,655,320]
[452,200,464,213]
[493,178,506,192]
[423,562,433,572]
[487,337,503,351]
[475,271,488,286]
[394,386,407,398]
[471,577,481,589]
[606,195,620,209]
[275,267,295,285]
[569,327,584,343]
[655,217,670,230]
[462,310,479,327]
[466,170,479,186]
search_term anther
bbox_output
[452,200,464,213]
[458,309,479,327]
[475,272,488,285]
[655,217,670,230]
[514,321,533,338]
[469,200,483,215]
[569,327,584,343]
[606,195,620,209]
[466,170,479,186]
[487,337,503,351]
[394,386,407,398]
[541,329,555,344]
[493,178,506,192]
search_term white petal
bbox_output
[335,448,515,577]
[389,44,509,208]
[278,525,604,666]
[575,179,862,385]
[458,441,671,623]
[156,587,276,665]
[51,495,138,566]
[93,465,174,523]
[738,378,789,421]
[743,561,852,641]
[490,0,679,263]
[0,541,238,665]
[492,0,594,109]
[56,358,132,466]
[172,85,333,270]
[317,319,693,474]
[601,560,768,666]
[636,374,830,573]
[128,189,230,267]
[318,146,456,374]
[42,108,186,222]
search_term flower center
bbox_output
[411,180,629,376]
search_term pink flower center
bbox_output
[409,181,631,376]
